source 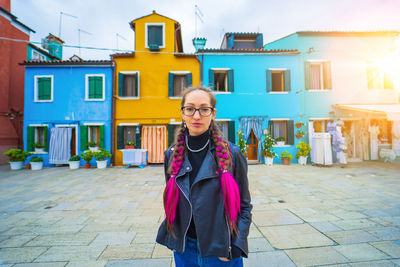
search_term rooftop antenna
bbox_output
[194,4,204,39]
[116,33,127,50]
[78,28,92,57]
[59,11,78,38]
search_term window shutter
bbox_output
[80,125,88,151]
[135,126,142,149]
[268,120,274,138]
[304,61,311,90]
[44,126,49,152]
[43,77,51,100]
[208,69,214,90]
[117,126,124,149]
[168,125,175,147]
[228,69,234,92]
[37,78,43,100]
[228,121,236,144]
[284,70,291,92]
[99,125,105,148]
[88,77,94,99]
[323,61,332,90]
[135,73,139,97]
[186,73,192,88]
[255,34,263,49]
[266,70,272,92]
[287,120,294,145]
[27,126,34,152]
[168,73,174,96]
[118,73,124,96]
[96,76,103,98]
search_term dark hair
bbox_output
[163,87,240,236]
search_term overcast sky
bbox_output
[10,0,400,60]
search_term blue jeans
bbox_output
[173,237,243,267]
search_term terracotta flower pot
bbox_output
[282,158,291,165]
[295,123,302,128]
[84,163,91,169]
[25,163,31,169]
[296,134,303,139]
[124,145,135,149]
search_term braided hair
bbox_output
[163,87,241,236]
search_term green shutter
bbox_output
[266,70,272,92]
[27,126,34,152]
[304,61,311,90]
[95,76,103,98]
[80,125,88,151]
[44,126,49,152]
[268,120,274,138]
[135,126,142,148]
[228,121,236,144]
[209,69,214,90]
[117,126,124,149]
[168,125,175,147]
[118,73,124,96]
[186,73,192,88]
[99,125,105,148]
[38,77,51,100]
[135,73,139,97]
[168,73,174,96]
[37,78,43,99]
[284,70,291,92]
[323,61,332,89]
[287,120,294,145]
[88,77,95,99]
[228,69,234,92]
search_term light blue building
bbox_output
[21,59,114,167]
[198,33,302,163]
[265,31,400,162]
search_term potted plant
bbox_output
[80,151,94,169]
[87,141,98,151]
[281,151,293,165]
[295,122,304,128]
[3,149,31,170]
[125,141,135,149]
[296,130,305,139]
[68,155,81,170]
[93,148,112,169]
[33,142,45,153]
[276,137,285,146]
[30,156,44,170]
[237,130,247,159]
[296,141,312,165]
[261,133,276,166]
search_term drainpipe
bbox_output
[111,60,116,165]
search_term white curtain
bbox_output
[252,118,264,162]
[49,127,72,164]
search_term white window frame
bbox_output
[119,71,140,100]
[29,124,49,154]
[85,74,105,101]
[270,118,291,147]
[145,23,165,49]
[34,75,54,102]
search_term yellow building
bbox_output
[112,11,200,165]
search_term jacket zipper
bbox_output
[225,215,232,260]
[175,181,192,253]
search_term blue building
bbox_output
[265,31,400,162]
[21,59,114,167]
[198,33,302,163]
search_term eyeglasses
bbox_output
[181,106,214,117]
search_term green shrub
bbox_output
[33,142,45,148]
[276,136,285,142]
[3,149,31,162]
[87,141,97,148]
[80,151,94,163]
[296,142,312,158]
[69,155,81,161]
[281,151,293,160]
[93,148,112,161]
[30,156,44,162]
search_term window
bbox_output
[118,72,139,98]
[313,120,328,133]
[305,61,332,90]
[168,124,181,146]
[367,63,394,89]
[234,40,256,49]
[32,51,45,61]
[117,125,141,149]
[146,23,165,49]
[216,120,236,144]
[268,120,294,145]
[88,126,100,145]
[86,75,105,100]
[34,76,53,102]
[168,72,192,97]
[124,126,136,145]
[217,121,229,139]
[267,69,291,92]
[208,69,234,92]
[27,125,48,152]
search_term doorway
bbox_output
[343,120,362,162]
[246,129,259,160]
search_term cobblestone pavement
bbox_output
[0,162,400,267]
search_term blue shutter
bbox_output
[255,34,263,49]
[209,69,214,90]
[287,120,294,145]
[135,73,139,97]
[186,73,192,88]
[268,120,274,138]
[304,62,311,90]
[228,34,234,49]
[266,70,272,92]
[228,121,236,144]
[284,70,291,92]
[118,73,124,96]
[228,69,234,92]
[168,73,174,96]
[135,126,142,149]
[168,125,175,147]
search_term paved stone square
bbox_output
[0,162,400,266]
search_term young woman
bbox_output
[156,87,252,266]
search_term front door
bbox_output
[71,127,76,156]
[246,129,258,160]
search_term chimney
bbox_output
[44,33,65,60]
[192,37,207,52]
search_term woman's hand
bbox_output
[218,257,229,262]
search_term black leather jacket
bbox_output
[156,141,252,259]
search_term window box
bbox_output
[149,44,160,51]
